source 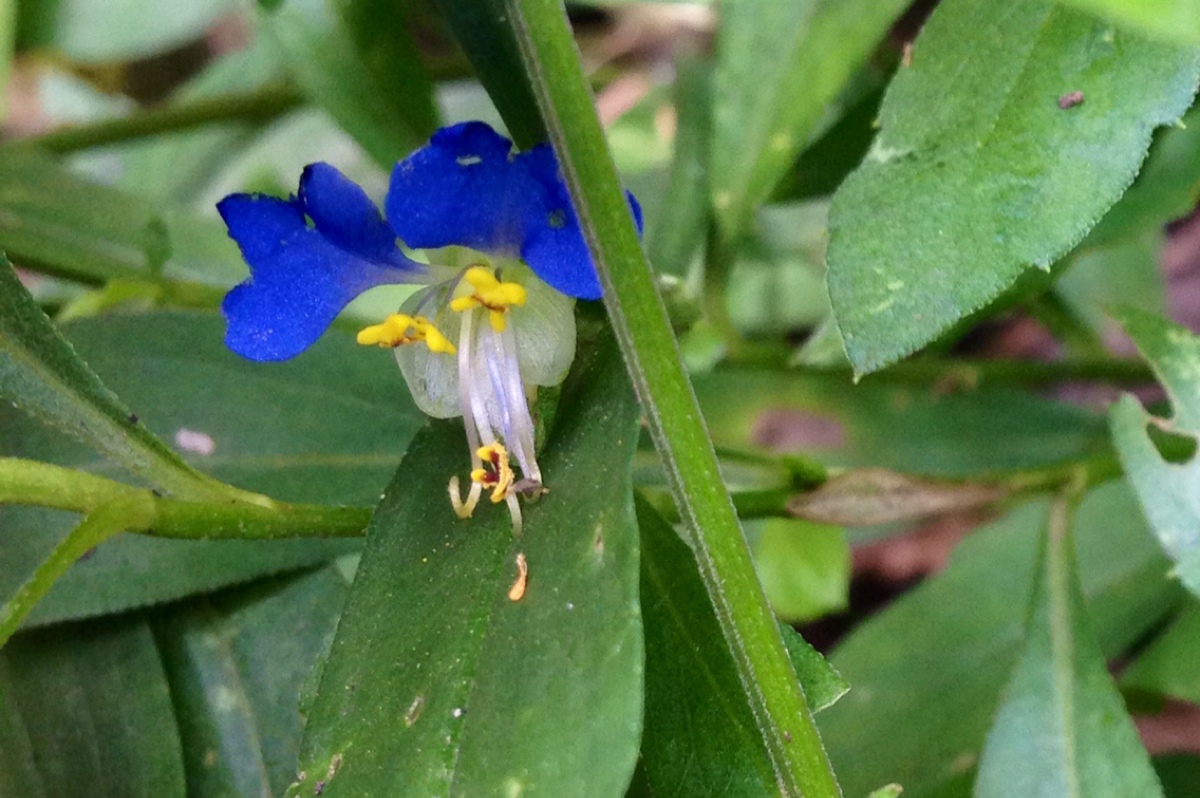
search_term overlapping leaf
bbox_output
[826,0,1200,373]
[1,311,423,624]
[1110,309,1200,599]
[291,333,642,797]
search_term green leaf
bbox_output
[0,311,423,624]
[637,496,847,798]
[291,332,642,797]
[819,483,1181,798]
[711,0,909,235]
[30,0,234,63]
[258,0,438,169]
[974,495,1162,798]
[646,55,711,278]
[1122,601,1200,706]
[1110,308,1200,599]
[1085,104,1200,248]
[0,617,186,796]
[1156,754,1200,798]
[693,367,1108,478]
[0,257,221,498]
[431,0,546,149]
[0,148,244,286]
[1059,0,1200,44]
[1056,230,1165,336]
[154,566,351,798]
[751,518,849,622]
[826,0,1200,374]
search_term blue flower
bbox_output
[218,121,642,531]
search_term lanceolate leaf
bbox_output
[154,566,352,798]
[711,0,909,236]
[291,332,643,797]
[826,0,1200,374]
[1110,308,1200,599]
[0,311,421,624]
[0,617,186,797]
[258,0,438,169]
[1121,602,1200,706]
[819,484,1180,798]
[0,258,220,499]
[637,497,847,797]
[974,495,1162,798]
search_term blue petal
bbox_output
[386,122,527,257]
[386,122,644,300]
[219,164,424,362]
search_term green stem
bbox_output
[3,84,305,154]
[787,355,1154,388]
[503,3,841,795]
[0,458,371,539]
[0,500,151,648]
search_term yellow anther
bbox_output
[470,442,515,504]
[449,266,527,332]
[356,314,456,355]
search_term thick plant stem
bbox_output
[4,84,304,154]
[501,3,841,796]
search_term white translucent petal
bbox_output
[506,266,576,388]
[393,285,462,419]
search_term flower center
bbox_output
[449,266,527,332]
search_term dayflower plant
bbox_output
[217,121,640,533]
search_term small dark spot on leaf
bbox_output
[1058,91,1084,110]
[592,525,605,556]
[127,413,139,425]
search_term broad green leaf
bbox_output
[0,258,218,498]
[0,617,186,796]
[819,483,1181,798]
[637,496,846,798]
[751,518,848,623]
[826,0,1200,374]
[694,368,1108,477]
[711,0,909,235]
[0,311,423,624]
[431,0,547,149]
[258,0,438,169]
[154,566,351,798]
[1110,309,1200,598]
[1059,0,1200,45]
[1085,104,1200,248]
[291,333,642,797]
[0,148,244,286]
[974,497,1161,798]
[1122,602,1200,706]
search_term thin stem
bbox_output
[3,84,305,154]
[0,458,371,539]
[503,3,841,795]
[0,500,151,648]
[786,355,1155,388]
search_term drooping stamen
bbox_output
[357,314,455,354]
[449,267,527,332]
[470,442,515,504]
[449,307,484,519]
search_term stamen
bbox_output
[471,442,514,504]
[449,266,527,332]
[357,314,456,354]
